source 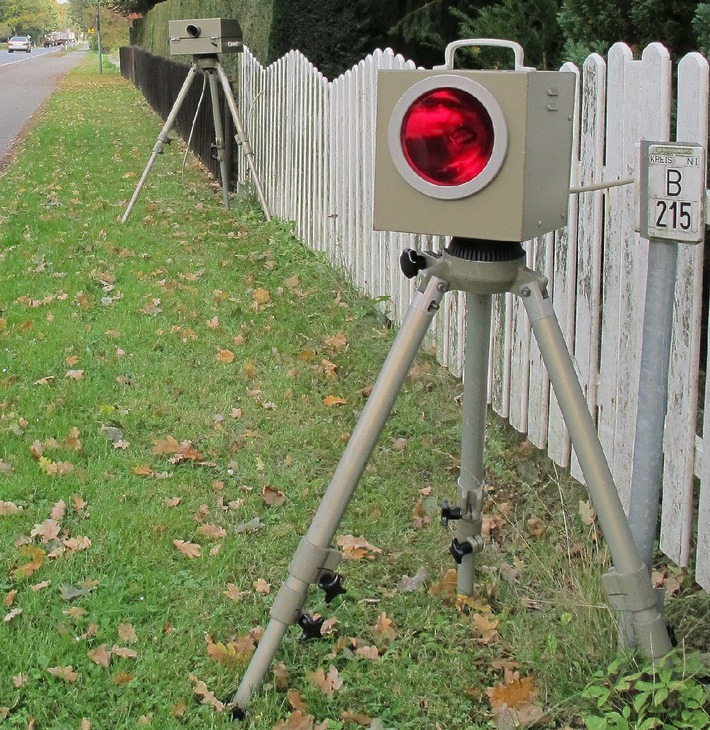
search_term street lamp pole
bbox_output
[96,1,102,74]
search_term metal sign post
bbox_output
[625,141,707,643]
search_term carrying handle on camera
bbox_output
[433,38,535,72]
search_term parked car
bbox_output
[8,36,32,53]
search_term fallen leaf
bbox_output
[274,662,290,689]
[397,567,429,592]
[189,674,225,712]
[173,540,201,558]
[372,612,397,645]
[3,608,22,623]
[50,500,66,521]
[118,623,138,643]
[336,534,382,561]
[223,583,250,602]
[355,644,380,660]
[198,523,227,539]
[0,501,23,516]
[579,499,597,526]
[252,288,270,305]
[323,395,347,407]
[306,664,343,695]
[88,644,112,668]
[216,348,235,363]
[47,665,79,682]
[262,485,287,507]
[253,578,271,595]
[526,516,546,537]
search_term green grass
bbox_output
[0,53,707,730]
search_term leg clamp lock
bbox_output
[288,539,342,586]
[602,567,665,614]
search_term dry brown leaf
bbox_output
[470,613,500,644]
[252,288,271,304]
[274,661,290,690]
[50,500,66,521]
[198,523,227,540]
[112,672,135,685]
[118,623,138,644]
[273,710,315,730]
[339,710,372,726]
[253,578,271,595]
[3,608,22,623]
[323,395,347,407]
[324,331,347,350]
[88,644,112,668]
[0,501,22,516]
[336,534,382,561]
[223,583,250,602]
[216,348,235,363]
[306,664,343,695]
[262,485,287,507]
[372,612,397,645]
[47,666,79,683]
[287,689,308,712]
[152,436,181,454]
[579,499,597,526]
[173,540,201,558]
[429,568,458,598]
[354,644,380,660]
[111,645,138,659]
[30,519,61,544]
[4,590,17,608]
[189,674,225,712]
[526,516,547,537]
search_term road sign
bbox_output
[638,141,706,243]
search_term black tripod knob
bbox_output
[400,249,427,279]
[440,500,463,526]
[449,538,474,564]
[298,613,325,641]
[318,572,346,603]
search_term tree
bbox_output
[0,0,62,39]
[558,0,700,64]
[693,4,710,57]
[451,0,564,69]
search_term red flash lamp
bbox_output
[373,40,576,242]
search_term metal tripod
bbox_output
[231,238,672,716]
[121,55,271,223]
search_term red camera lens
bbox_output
[400,87,495,186]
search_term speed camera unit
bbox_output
[374,67,576,241]
[169,18,243,56]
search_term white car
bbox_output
[8,36,32,53]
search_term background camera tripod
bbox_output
[122,55,271,223]
[231,237,671,715]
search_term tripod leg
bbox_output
[205,69,231,210]
[232,274,448,712]
[451,293,490,596]
[517,276,671,661]
[122,64,199,223]
[216,63,273,220]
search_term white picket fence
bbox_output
[237,42,710,590]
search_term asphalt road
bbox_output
[0,47,87,170]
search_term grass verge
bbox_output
[0,53,708,729]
